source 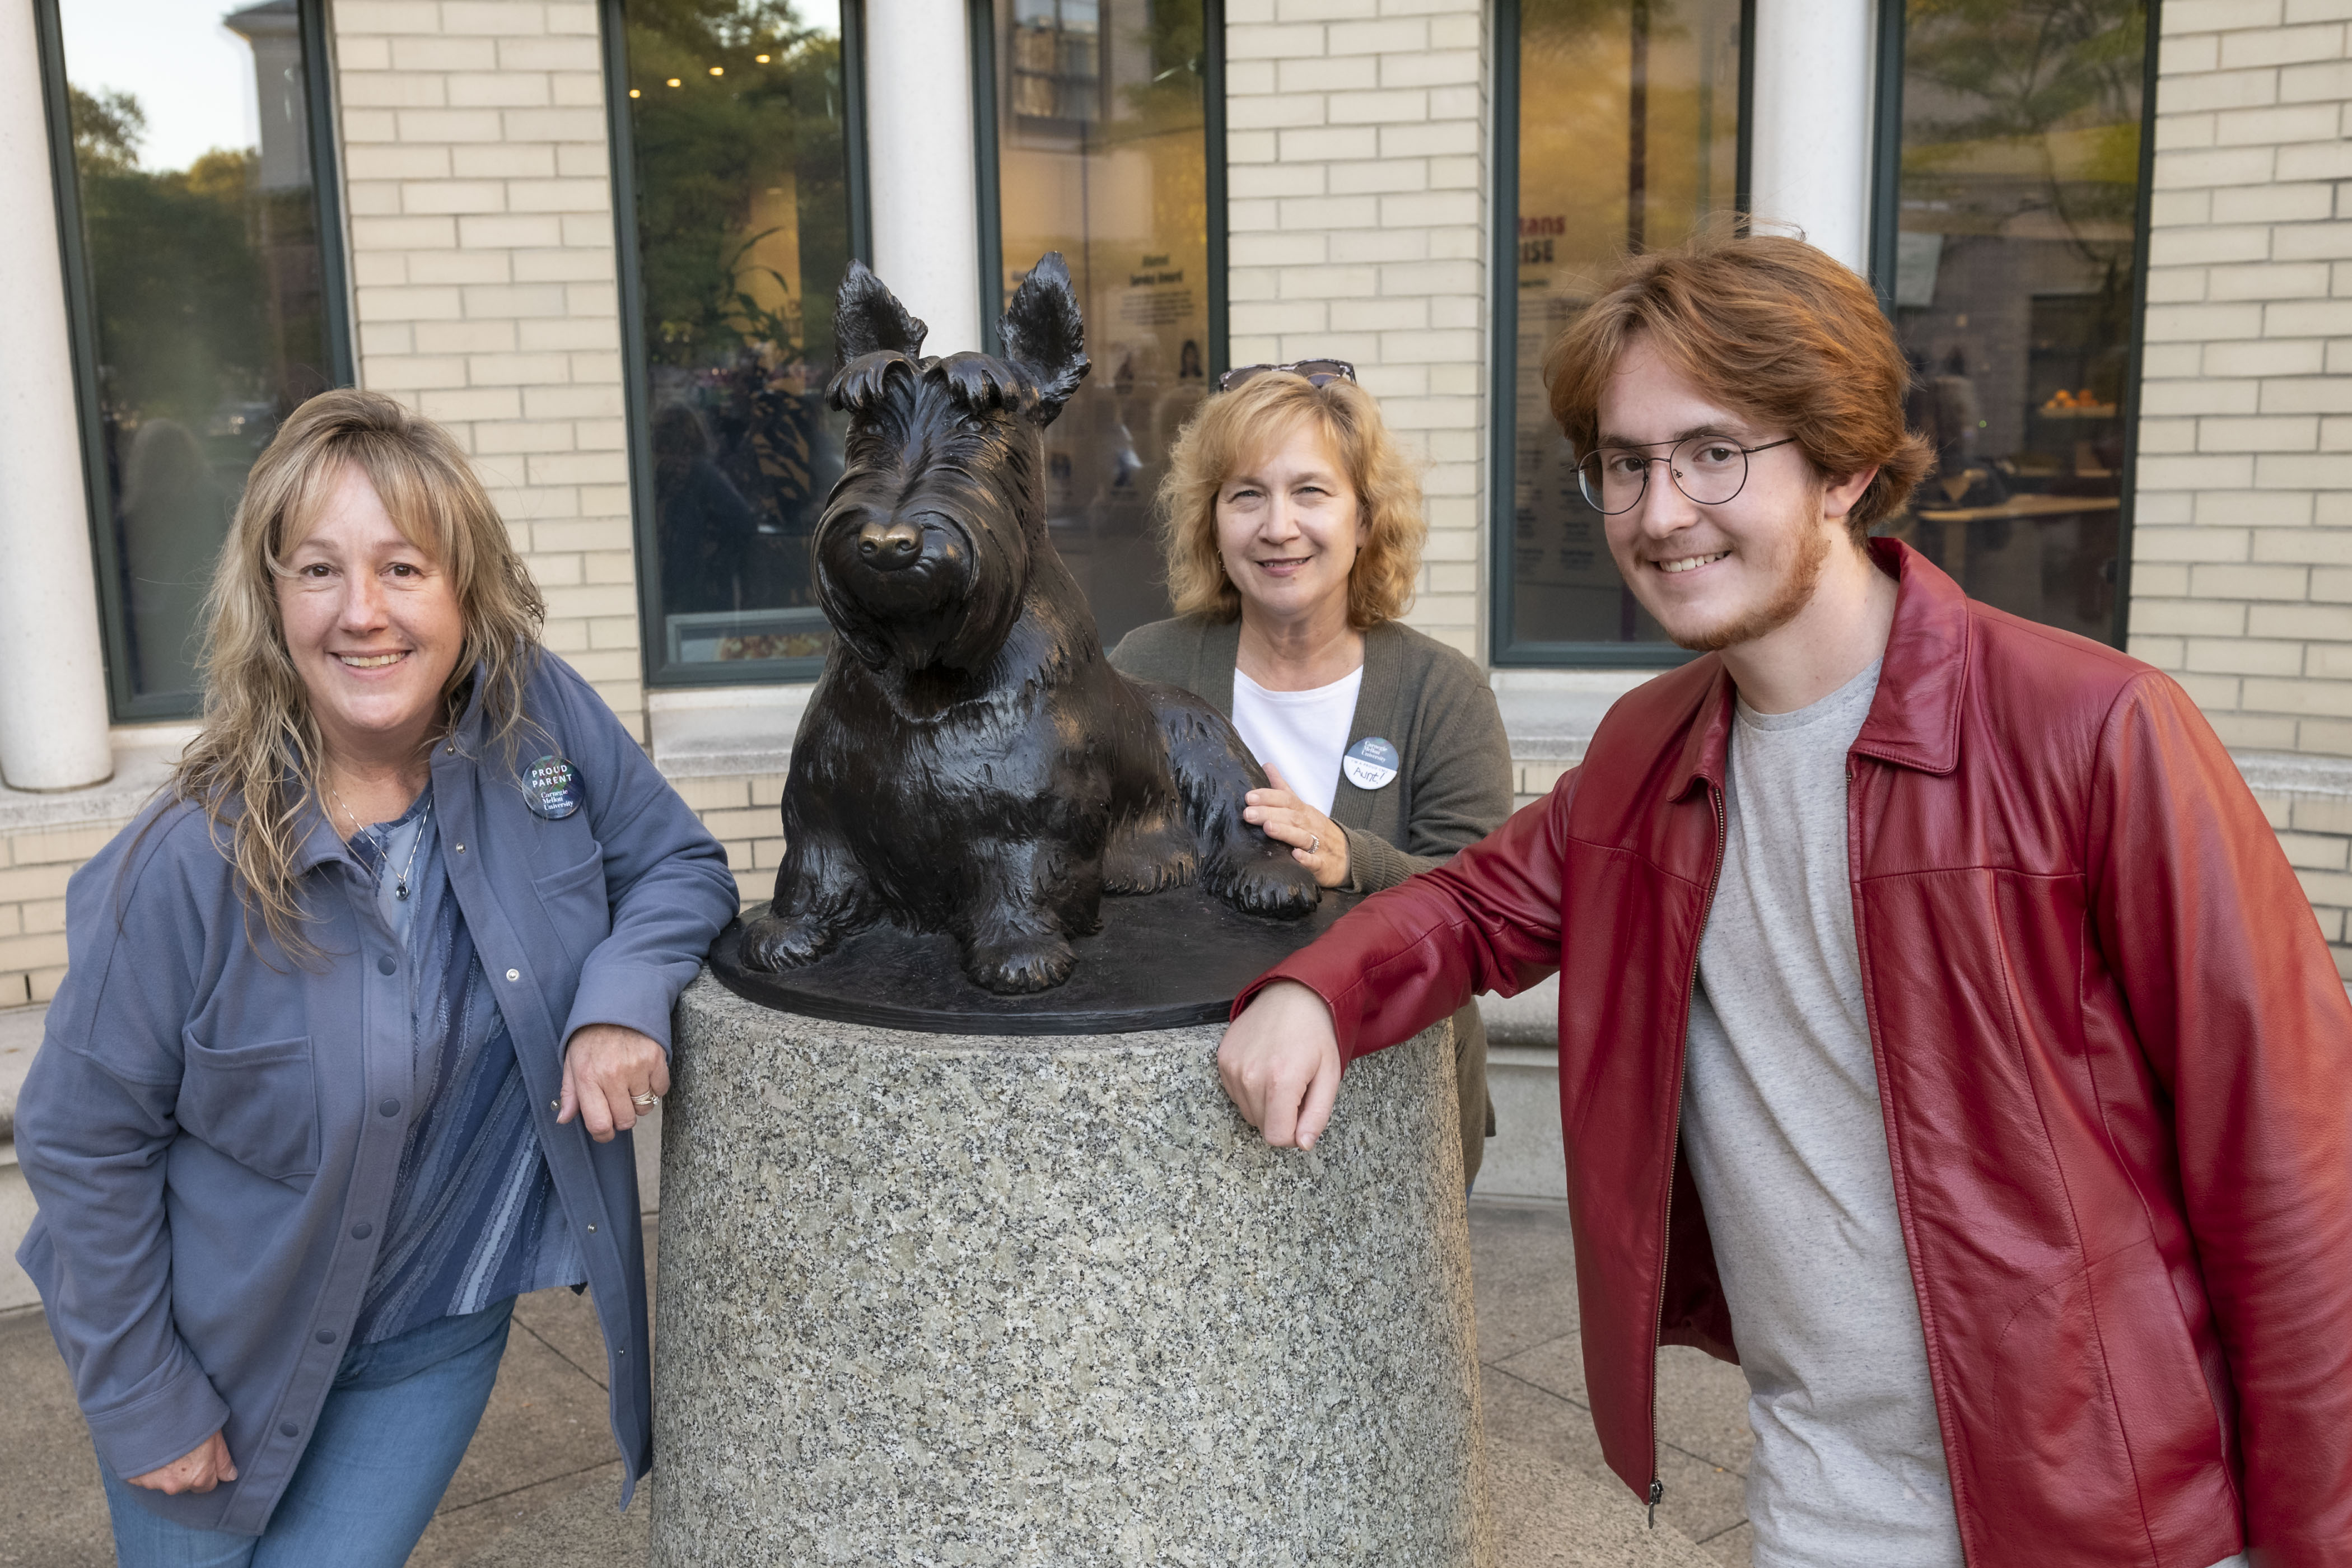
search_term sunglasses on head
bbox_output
[1216,358,1357,393]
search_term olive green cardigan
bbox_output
[1108,614,1516,1180]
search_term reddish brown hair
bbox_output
[1543,231,1933,540]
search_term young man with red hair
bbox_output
[1220,234,2352,1567]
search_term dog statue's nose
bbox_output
[856,519,923,571]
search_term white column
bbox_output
[1747,0,1877,276]
[0,3,113,792]
[862,0,986,356]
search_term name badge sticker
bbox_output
[1342,736,1401,791]
[525,755,583,820]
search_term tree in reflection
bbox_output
[626,0,850,573]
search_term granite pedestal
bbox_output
[652,972,1490,1566]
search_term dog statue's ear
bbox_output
[997,253,1089,426]
[836,259,928,362]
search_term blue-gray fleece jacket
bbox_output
[13,654,735,1534]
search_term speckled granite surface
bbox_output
[651,973,1488,1566]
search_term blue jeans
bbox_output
[102,1298,516,1568]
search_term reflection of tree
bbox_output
[627,0,848,536]
[1903,0,2144,262]
[66,86,269,428]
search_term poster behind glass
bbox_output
[1511,0,1741,651]
[1881,0,2145,646]
[57,0,339,710]
[993,0,1211,651]
[622,0,853,673]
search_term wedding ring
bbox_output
[1308,834,1320,854]
[631,1093,660,1109]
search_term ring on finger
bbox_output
[631,1092,660,1109]
[1308,833,1319,854]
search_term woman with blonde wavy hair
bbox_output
[1109,362,1513,1185]
[14,389,736,1564]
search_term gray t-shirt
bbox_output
[1681,662,2247,1568]
[1680,659,1959,1567]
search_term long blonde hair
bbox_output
[172,390,546,955]
[1154,372,1425,629]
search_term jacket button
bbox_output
[586,1224,596,1234]
[351,1222,372,1240]
[279,1422,298,1438]
[506,969,520,982]
[379,1098,401,1117]
[377,956,396,976]
[316,1329,337,1345]
[455,843,465,853]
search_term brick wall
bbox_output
[333,0,645,735]
[0,819,126,1007]
[2131,0,2352,758]
[1223,0,1488,659]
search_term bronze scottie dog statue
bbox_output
[738,254,1319,994]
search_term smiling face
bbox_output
[1598,335,1854,652]
[1214,421,1368,632]
[274,463,466,769]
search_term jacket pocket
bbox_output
[175,1033,320,1180]
[533,851,612,972]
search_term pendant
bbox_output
[395,881,411,900]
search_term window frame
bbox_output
[603,0,875,692]
[1865,0,2163,653]
[34,0,357,724]
[970,0,1230,375]
[1486,0,1753,670]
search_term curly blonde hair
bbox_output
[172,389,546,956]
[1155,373,1424,628]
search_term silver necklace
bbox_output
[327,783,433,901]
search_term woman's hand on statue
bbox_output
[129,1430,236,1495]
[1217,981,1344,1149]
[1244,766,1350,889]
[560,1023,670,1142]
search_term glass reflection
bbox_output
[1879,0,2146,645]
[992,0,1211,650]
[620,0,852,671]
[57,0,339,708]
[1509,0,1743,651]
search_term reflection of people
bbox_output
[1217,235,2351,1566]
[16,391,737,1564]
[652,402,766,615]
[1110,367,1513,1185]
[118,418,234,696]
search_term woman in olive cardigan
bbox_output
[1109,365,1514,1183]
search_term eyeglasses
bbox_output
[1576,435,1798,515]
[1217,358,1357,393]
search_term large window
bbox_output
[979,0,1221,650]
[1491,0,1747,665]
[607,0,866,686]
[1872,0,2153,647]
[38,0,351,720]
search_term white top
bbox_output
[1230,664,1363,816]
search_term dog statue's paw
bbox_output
[1207,850,1322,920]
[965,932,1077,994]
[738,907,838,972]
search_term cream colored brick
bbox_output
[32,965,68,1004]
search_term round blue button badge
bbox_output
[525,755,582,820]
[1342,736,1401,790]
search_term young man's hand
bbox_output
[1217,980,1343,1149]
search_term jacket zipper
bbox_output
[1649,780,1728,1528]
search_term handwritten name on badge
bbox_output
[525,755,583,820]
[1342,736,1401,791]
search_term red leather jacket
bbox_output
[1254,543,2352,1567]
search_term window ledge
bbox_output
[0,744,181,836]
[648,683,812,781]
[2233,750,2352,800]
